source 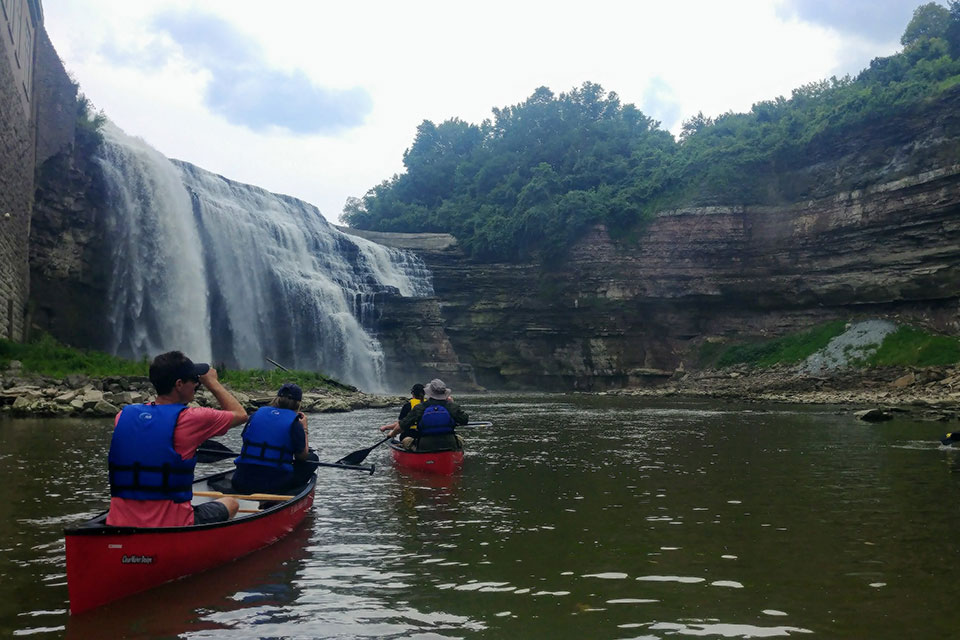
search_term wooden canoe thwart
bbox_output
[64,470,315,615]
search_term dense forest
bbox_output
[342,3,960,262]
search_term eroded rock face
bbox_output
[356,164,960,391]
[29,143,112,350]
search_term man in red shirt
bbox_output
[106,351,248,527]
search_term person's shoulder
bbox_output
[181,406,234,419]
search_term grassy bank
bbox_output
[712,320,848,368]
[712,321,960,369]
[0,335,352,392]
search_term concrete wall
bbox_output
[0,0,39,340]
[0,0,73,341]
[33,24,74,166]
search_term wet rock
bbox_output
[855,408,894,422]
[64,373,89,388]
[92,400,119,416]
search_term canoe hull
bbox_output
[389,442,463,475]
[65,471,314,615]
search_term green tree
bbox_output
[901,2,950,46]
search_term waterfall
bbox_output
[96,122,434,391]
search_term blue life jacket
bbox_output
[235,407,298,472]
[108,403,195,502]
[418,403,456,436]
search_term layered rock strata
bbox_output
[348,162,960,390]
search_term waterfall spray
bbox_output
[96,122,433,391]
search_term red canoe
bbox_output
[389,440,464,475]
[64,470,315,615]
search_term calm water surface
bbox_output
[2,394,960,639]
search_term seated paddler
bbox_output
[106,351,248,527]
[231,383,319,494]
[394,378,469,451]
[380,382,426,438]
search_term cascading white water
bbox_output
[96,122,434,391]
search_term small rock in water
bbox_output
[854,408,893,422]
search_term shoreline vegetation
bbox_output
[1,322,958,422]
[0,335,400,418]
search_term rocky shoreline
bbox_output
[608,364,960,422]
[2,362,959,424]
[0,365,401,419]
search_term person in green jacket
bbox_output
[396,379,468,451]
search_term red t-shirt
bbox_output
[105,406,237,527]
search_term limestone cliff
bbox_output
[346,161,960,391]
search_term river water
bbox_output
[2,394,959,639]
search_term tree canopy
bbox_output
[342,4,960,262]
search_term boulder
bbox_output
[854,408,894,422]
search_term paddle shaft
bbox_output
[265,357,291,372]
[195,446,375,474]
[336,434,392,465]
[194,490,293,502]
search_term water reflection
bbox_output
[3,397,960,638]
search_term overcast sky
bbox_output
[43,0,931,223]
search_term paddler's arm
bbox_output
[449,401,469,425]
[294,412,310,460]
[379,420,400,435]
[398,403,425,431]
[199,367,247,427]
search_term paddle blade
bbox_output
[335,435,392,466]
[196,439,238,463]
[336,449,373,466]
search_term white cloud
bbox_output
[42,0,914,221]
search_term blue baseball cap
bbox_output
[277,382,303,402]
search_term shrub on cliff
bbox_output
[75,92,107,152]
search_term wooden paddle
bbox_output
[196,439,376,474]
[336,421,494,465]
[194,490,293,502]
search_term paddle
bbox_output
[194,490,294,502]
[940,432,960,445]
[196,440,375,474]
[336,435,392,466]
[336,421,494,466]
[266,357,291,372]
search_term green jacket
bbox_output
[398,398,469,438]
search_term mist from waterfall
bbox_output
[96,122,434,391]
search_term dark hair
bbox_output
[411,383,425,399]
[149,351,191,395]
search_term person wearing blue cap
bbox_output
[107,350,248,528]
[231,382,319,494]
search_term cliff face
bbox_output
[29,142,112,350]
[351,161,960,391]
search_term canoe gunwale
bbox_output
[63,469,315,537]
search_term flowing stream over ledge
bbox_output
[96,122,434,391]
